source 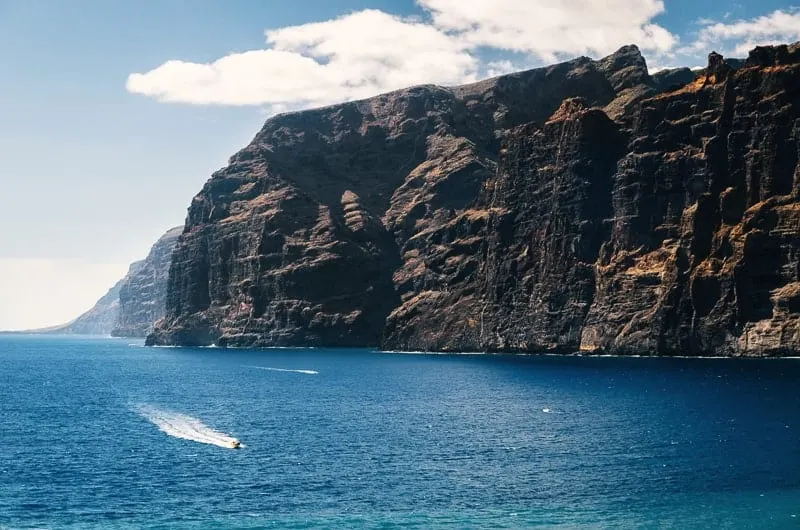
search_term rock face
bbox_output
[149,43,800,356]
[112,226,183,338]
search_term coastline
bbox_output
[3,333,797,359]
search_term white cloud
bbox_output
[127,2,678,109]
[127,9,478,108]
[420,0,677,61]
[687,9,800,56]
[0,259,129,331]
[485,60,518,78]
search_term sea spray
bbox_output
[135,405,242,449]
[248,366,319,375]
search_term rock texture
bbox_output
[149,43,800,356]
[112,226,183,338]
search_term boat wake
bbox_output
[135,405,242,449]
[249,366,318,375]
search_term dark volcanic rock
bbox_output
[481,100,626,352]
[652,67,697,93]
[148,47,644,348]
[150,44,800,356]
[112,226,182,338]
[580,46,800,356]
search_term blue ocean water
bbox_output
[1,335,799,529]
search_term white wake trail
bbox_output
[136,405,242,449]
[249,366,318,375]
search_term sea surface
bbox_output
[1,335,799,529]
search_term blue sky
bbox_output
[1,0,798,330]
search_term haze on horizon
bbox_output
[1,0,798,330]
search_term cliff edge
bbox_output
[112,226,183,337]
[148,43,800,356]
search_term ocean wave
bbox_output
[378,350,488,356]
[135,405,242,449]
[249,366,318,375]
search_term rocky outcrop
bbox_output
[652,67,696,93]
[111,226,182,338]
[149,43,800,356]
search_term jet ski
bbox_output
[230,439,241,449]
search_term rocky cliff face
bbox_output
[149,43,800,356]
[112,226,182,338]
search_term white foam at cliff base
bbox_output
[249,366,318,375]
[379,350,487,356]
[136,405,242,449]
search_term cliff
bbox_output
[29,263,142,335]
[111,226,183,338]
[148,43,800,356]
[28,226,181,337]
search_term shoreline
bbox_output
[3,333,798,359]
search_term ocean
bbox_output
[1,335,798,528]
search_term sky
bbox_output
[1,0,798,330]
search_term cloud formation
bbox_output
[689,9,800,56]
[127,9,477,107]
[126,3,798,110]
[419,0,676,61]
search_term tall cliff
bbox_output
[112,226,182,338]
[148,43,800,356]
